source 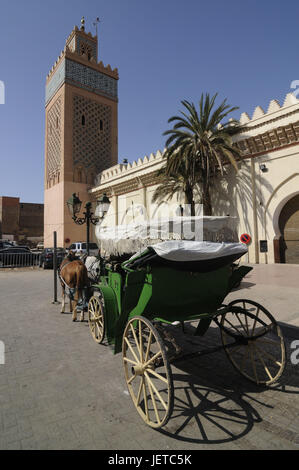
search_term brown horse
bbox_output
[59,252,90,321]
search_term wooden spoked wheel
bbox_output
[122,316,174,429]
[88,293,105,344]
[220,299,286,385]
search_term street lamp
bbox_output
[66,193,105,256]
[97,193,111,219]
[66,193,82,218]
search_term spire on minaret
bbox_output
[93,17,100,37]
[63,18,98,62]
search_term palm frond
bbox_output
[160,92,245,214]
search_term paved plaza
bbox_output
[0,264,298,450]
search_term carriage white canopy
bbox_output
[145,240,248,262]
[95,216,239,256]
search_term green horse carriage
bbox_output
[87,240,286,429]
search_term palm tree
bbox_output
[155,93,245,215]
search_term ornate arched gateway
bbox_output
[278,194,299,263]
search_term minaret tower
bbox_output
[44,17,118,247]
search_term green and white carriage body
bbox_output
[88,221,286,428]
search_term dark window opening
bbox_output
[99,120,103,131]
[82,115,85,126]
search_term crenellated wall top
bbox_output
[89,149,166,195]
[239,93,299,124]
[65,25,98,46]
[236,92,299,139]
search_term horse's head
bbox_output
[67,250,77,261]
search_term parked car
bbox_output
[0,241,14,250]
[10,245,31,251]
[66,242,99,256]
[0,247,36,267]
[39,248,65,269]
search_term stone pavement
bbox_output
[0,265,298,450]
[227,263,299,328]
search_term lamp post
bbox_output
[66,193,110,256]
[97,193,111,219]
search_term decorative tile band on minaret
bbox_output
[46,57,118,106]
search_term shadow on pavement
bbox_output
[156,321,299,445]
[159,374,263,444]
[231,281,256,291]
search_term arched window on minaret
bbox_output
[88,171,95,185]
[99,119,103,131]
[80,42,93,61]
[74,166,86,183]
[82,115,85,126]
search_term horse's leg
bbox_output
[79,289,84,322]
[72,289,78,322]
[60,284,65,313]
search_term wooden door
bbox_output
[279,194,299,263]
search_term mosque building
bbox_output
[44,19,299,264]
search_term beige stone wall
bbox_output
[209,144,299,263]
[44,182,65,247]
[91,141,299,264]
[44,181,98,248]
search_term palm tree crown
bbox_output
[155,93,245,215]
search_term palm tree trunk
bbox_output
[202,190,212,216]
[201,173,212,216]
[184,186,195,216]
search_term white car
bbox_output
[67,242,99,257]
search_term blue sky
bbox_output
[1,0,299,203]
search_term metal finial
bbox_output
[80,16,85,31]
[93,17,100,36]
